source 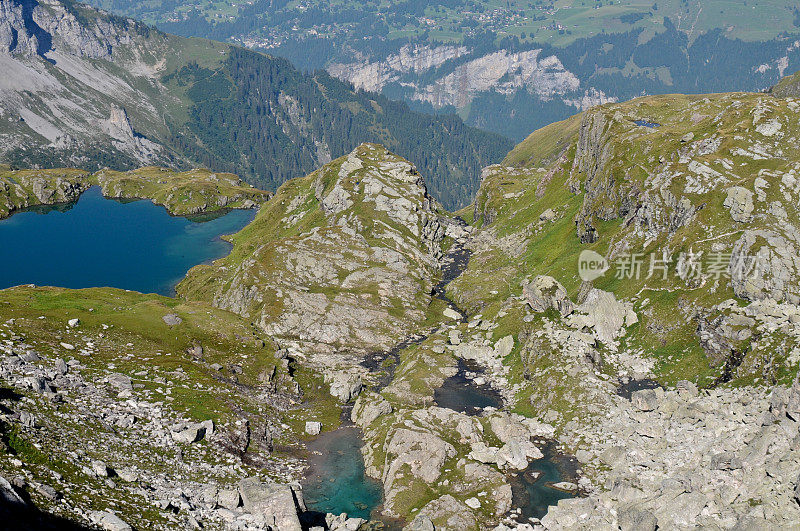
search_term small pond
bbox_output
[434,358,503,414]
[301,425,384,521]
[509,442,579,523]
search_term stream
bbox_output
[302,219,576,524]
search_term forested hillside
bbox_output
[0,0,510,210]
[163,47,511,207]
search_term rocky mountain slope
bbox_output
[0,0,510,209]
[441,78,800,528]
[327,30,800,142]
[4,74,800,530]
[178,144,462,398]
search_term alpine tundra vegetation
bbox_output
[2,1,800,531]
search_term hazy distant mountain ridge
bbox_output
[80,0,800,141]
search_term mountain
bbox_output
[80,0,800,142]
[0,0,511,210]
[3,24,800,527]
[440,76,800,528]
[178,143,454,357]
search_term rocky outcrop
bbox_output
[0,0,143,59]
[182,144,446,357]
[0,288,306,530]
[523,276,574,317]
[724,186,755,222]
[237,478,304,531]
[0,170,90,218]
[0,166,268,220]
[327,45,615,121]
[327,44,468,93]
[566,288,638,351]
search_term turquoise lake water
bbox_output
[302,425,384,521]
[0,186,255,296]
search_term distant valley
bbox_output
[83,0,800,141]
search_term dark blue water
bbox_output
[302,426,383,520]
[633,120,661,128]
[0,186,255,296]
[434,359,503,414]
[511,443,578,522]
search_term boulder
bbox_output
[162,313,182,326]
[91,460,109,477]
[217,488,240,510]
[107,373,133,392]
[92,511,132,531]
[631,389,659,412]
[172,423,206,444]
[468,442,499,464]
[443,307,462,320]
[523,276,574,317]
[711,452,743,470]
[448,329,462,345]
[305,421,322,436]
[494,335,514,357]
[68,318,80,327]
[618,507,658,531]
[786,379,800,421]
[496,438,541,470]
[723,186,754,222]
[237,478,303,531]
[55,358,68,375]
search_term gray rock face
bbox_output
[523,275,574,317]
[0,0,132,59]
[162,313,182,326]
[237,478,304,531]
[351,392,392,427]
[324,370,363,402]
[724,186,755,222]
[729,228,800,304]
